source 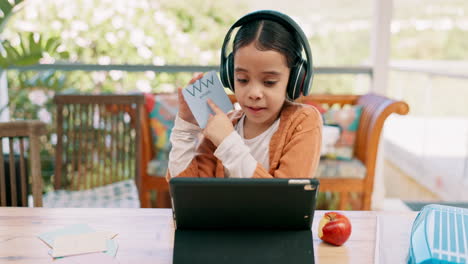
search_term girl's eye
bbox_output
[236,78,248,83]
[264,81,277,86]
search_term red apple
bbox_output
[318,212,352,246]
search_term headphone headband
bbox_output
[220,10,314,94]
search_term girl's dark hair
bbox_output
[232,19,302,68]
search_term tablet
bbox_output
[169,177,319,230]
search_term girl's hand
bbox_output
[203,99,234,146]
[177,73,204,126]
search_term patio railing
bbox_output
[6,63,373,75]
[0,63,374,119]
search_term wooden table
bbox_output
[0,208,417,264]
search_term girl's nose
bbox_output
[248,85,263,100]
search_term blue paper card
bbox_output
[38,223,95,248]
[182,71,233,128]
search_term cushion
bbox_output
[321,125,340,156]
[145,93,178,171]
[147,159,169,177]
[148,159,367,180]
[322,105,363,160]
[40,180,140,208]
[316,192,363,210]
[315,158,366,179]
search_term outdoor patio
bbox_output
[1,0,468,211]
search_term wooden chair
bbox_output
[139,93,180,208]
[0,121,47,207]
[140,108,171,208]
[296,94,409,210]
[52,94,144,208]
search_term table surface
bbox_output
[0,208,418,264]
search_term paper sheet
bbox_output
[38,223,95,248]
[52,231,112,258]
[39,224,118,257]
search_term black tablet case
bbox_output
[170,178,319,264]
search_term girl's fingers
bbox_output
[189,72,204,84]
[177,87,184,100]
[177,87,189,106]
[206,99,222,115]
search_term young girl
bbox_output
[167,11,322,179]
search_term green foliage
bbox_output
[162,0,241,49]
[444,29,468,60]
[1,0,72,193]
[310,31,370,66]
[1,0,248,192]
[309,30,371,94]
[0,0,24,32]
[1,0,248,94]
[0,33,69,68]
[1,31,70,118]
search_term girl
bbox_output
[167,11,322,179]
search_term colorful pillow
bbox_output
[322,105,363,160]
[144,93,178,166]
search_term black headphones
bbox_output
[219,10,314,100]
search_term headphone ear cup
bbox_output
[227,53,235,91]
[220,53,235,91]
[287,59,307,100]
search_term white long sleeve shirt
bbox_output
[168,114,280,178]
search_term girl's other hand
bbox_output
[177,73,204,126]
[203,99,234,146]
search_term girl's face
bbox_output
[233,42,290,130]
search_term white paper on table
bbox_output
[52,231,113,258]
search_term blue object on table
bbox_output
[408,204,468,264]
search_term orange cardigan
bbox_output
[166,100,322,179]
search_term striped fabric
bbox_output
[146,158,366,179]
[35,180,140,208]
[315,158,366,179]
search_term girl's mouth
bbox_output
[247,106,266,114]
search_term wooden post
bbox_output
[0,70,9,121]
[30,134,43,207]
[371,0,393,209]
[371,0,393,95]
[0,70,9,154]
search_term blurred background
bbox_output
[1,0,467,209]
